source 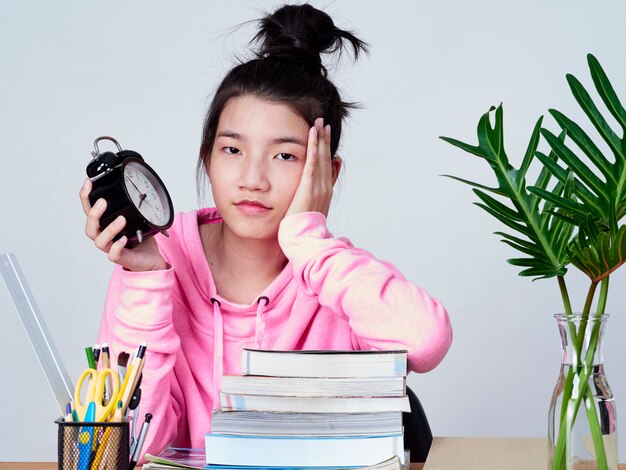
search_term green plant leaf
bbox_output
[518,117,544,185]
[527,186,589,218]
[587,53,626,131]
[473,202,532,237]
[441,175,506,196]
[566,73,622,159]
[540,128,609,201]
[532,133,566,215]
[568,225,626,281]
[439,137,487,160]
[441,105,571,279]
[535,151,569,184]
[535,55,626,284]
[548,109,615,183]
[529,152,603,217]
[473,189,523,222]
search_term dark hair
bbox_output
[196,3,368,187]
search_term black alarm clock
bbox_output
[86,136,174,249]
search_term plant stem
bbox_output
[575,281,598,363]
[555,275,579,467]
[557,280,595,439]
[582,309,609,470]
[558,275,573,315]
[552,278,611,469]
[584,382,609,469]
[553,351,607,469]
[596,277,609,315]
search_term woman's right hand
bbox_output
[80,178,167,272]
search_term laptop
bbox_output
[0,252,74,414]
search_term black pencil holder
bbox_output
[56,418,129,470]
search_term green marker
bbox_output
[85,347,96,369]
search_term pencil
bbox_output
[112,400,124,423]
[113,362,134,419]
[91,424,112,470]
[101,343,110,369]
[101,343,111,404]
[93,344,101,366]
[119,342,147,417]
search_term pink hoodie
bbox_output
[96,208,452,459]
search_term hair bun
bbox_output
[254,3,367,70]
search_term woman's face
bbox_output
[208,95,309,241]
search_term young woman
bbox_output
[79,3,452,459]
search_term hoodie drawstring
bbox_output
[255,296,270,348]
[211,295,270,410]
[210,297,223,410]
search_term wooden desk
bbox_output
[422,437,625,470]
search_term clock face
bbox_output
[123,160,171,227]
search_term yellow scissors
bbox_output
[74,367,120,422]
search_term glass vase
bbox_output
[548,313,618,470]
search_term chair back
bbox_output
[402,386,433,462]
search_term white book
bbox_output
[211,410,403,436]
[241,349,408,378]
[204,433,405,467]
[221,375,406,397]
[219,392,411,413]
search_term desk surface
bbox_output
[422,437,625,470]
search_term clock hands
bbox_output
[124,168,163,225]
[140,195,155,211]
[126,175,148,208]
[126,175,144,195]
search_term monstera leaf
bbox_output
[526,54,626,281]
[440,106,573,279]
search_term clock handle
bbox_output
[92,136,123,158]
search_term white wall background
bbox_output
[1,0,625,462]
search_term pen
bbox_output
[128,413,152,470]
[64,402,73,422]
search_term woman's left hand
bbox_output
[286,117,340,217]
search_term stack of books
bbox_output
[205,348,411,468]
